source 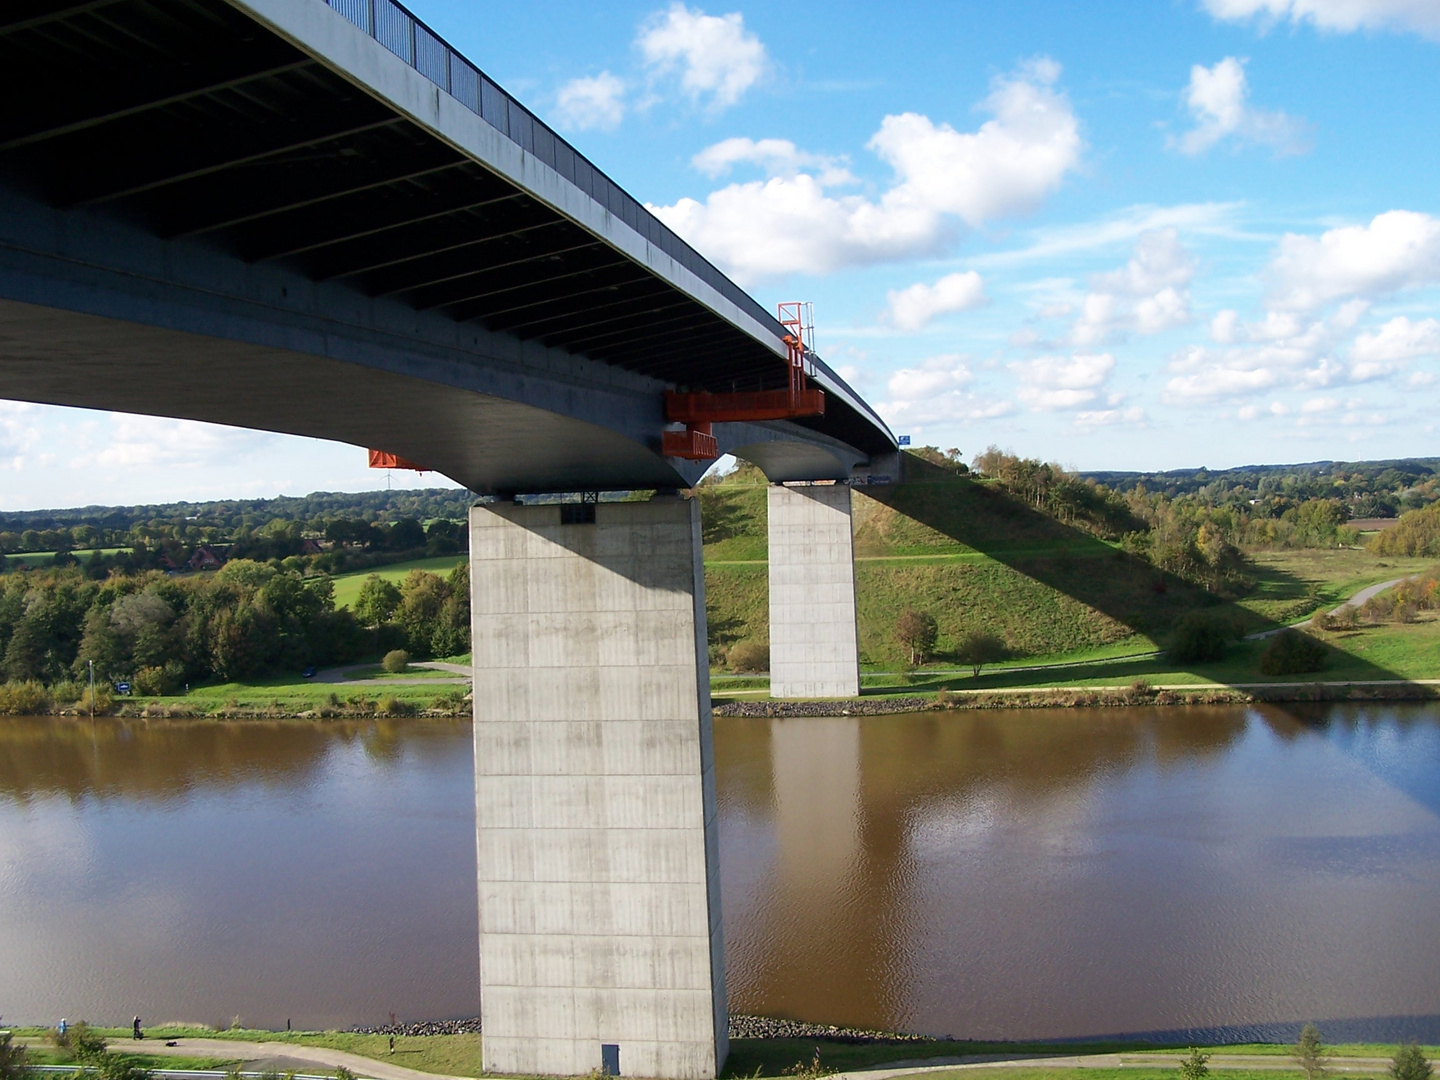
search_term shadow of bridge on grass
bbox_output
[858,456,1431,716]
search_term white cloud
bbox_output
[690,137,852,181]
[969,202,1249,270]
[876,356,1014,427]
[1067,229,1196,344]
[1162,310,1349,404]
[82,415,277,471]
[0,402,41,470]
[884,271,987,331]
[1201,0,1440,40]
[1173,58,1309,156]
[553,72,627,131]
[637,3,769,111]
[650,58,1081,282]
[1211,309,1240,343]
[1351,315,1440,362]
[1011,352,1116,410]
[1269,210,1440,309]
[1074,407,1147,428]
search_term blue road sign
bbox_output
[898,435,911,446]
[115,682,131,695]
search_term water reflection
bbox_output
[4,706,1439,1043]
[716,706,1440,1042]
[0,717,478,1030]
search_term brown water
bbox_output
[3,706,1439,1041]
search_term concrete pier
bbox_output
[766,484,861,699]
[469,497,727,1079]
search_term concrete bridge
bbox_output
[0,2,898,1076]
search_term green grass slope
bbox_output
[702,462,1226,669]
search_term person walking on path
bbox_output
[132,1017,143,1041]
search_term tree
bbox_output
[1179,1048,1209,1080]
[895,608,938,665]
[1391,1043,1432,1080]
[354,575,402,628]
[1167,611,1229,663]
[955,632,1007,677]
[1259,629,1327,675]
[1294,1023,1327,1080]
[0,1032,28,1080]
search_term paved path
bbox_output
[1332,575,1412,615]
[835,1051,1406,1080]
[19,1036,469,1080]
[312,661,470,687]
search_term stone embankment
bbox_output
[714,680,1439,718]
[727,1015,931,1044]
[346,1016,929,1044]
[347,1018,481,1036]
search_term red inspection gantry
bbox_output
[367,449,428,471]
[662,302,827,461]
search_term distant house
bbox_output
[187,545,224,571]
[300,538,323,555]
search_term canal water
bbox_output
[2,705,1439,1041]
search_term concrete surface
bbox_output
[767,484,861,698]
[468,498,727,1079]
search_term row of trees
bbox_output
[0,561,471,692]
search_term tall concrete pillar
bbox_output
[469,496,727,1080]
[767,484,861,699]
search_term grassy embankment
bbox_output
[329,555,466,610]
[703,465,1439,700]
[13,1025,1436,1080]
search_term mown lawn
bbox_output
[331,555,466,609]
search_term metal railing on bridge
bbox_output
[323,0,779,341]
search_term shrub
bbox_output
[727,640,769,673]
[51,1022,107,1062]
[50,679,84,705]
[1260,630,1328,676]
[133,662,183,696]
[896,608,939,665]
[78,687,114,715]
[1167,612,1229,663]
[1179,1048,1210,1080]
[0,1032,28,1080]
[381,649,410,674]
[0,680,50,715]
[1309,609,1335,632]
[376,694,414,716]
[1390,1042,1432,1080]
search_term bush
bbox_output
[0,679,50,715]
[1390,1042,1432,1080]
[78,687,114,715]
[381,649,410,673]
[376,694,414,716]
[1260,629,1327,676]
[728,640,769,673]
[1167,612,1229,663]
[0,1032,28,1080]
[51,1022,107,1062]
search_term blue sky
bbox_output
[3,0,1439,509]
